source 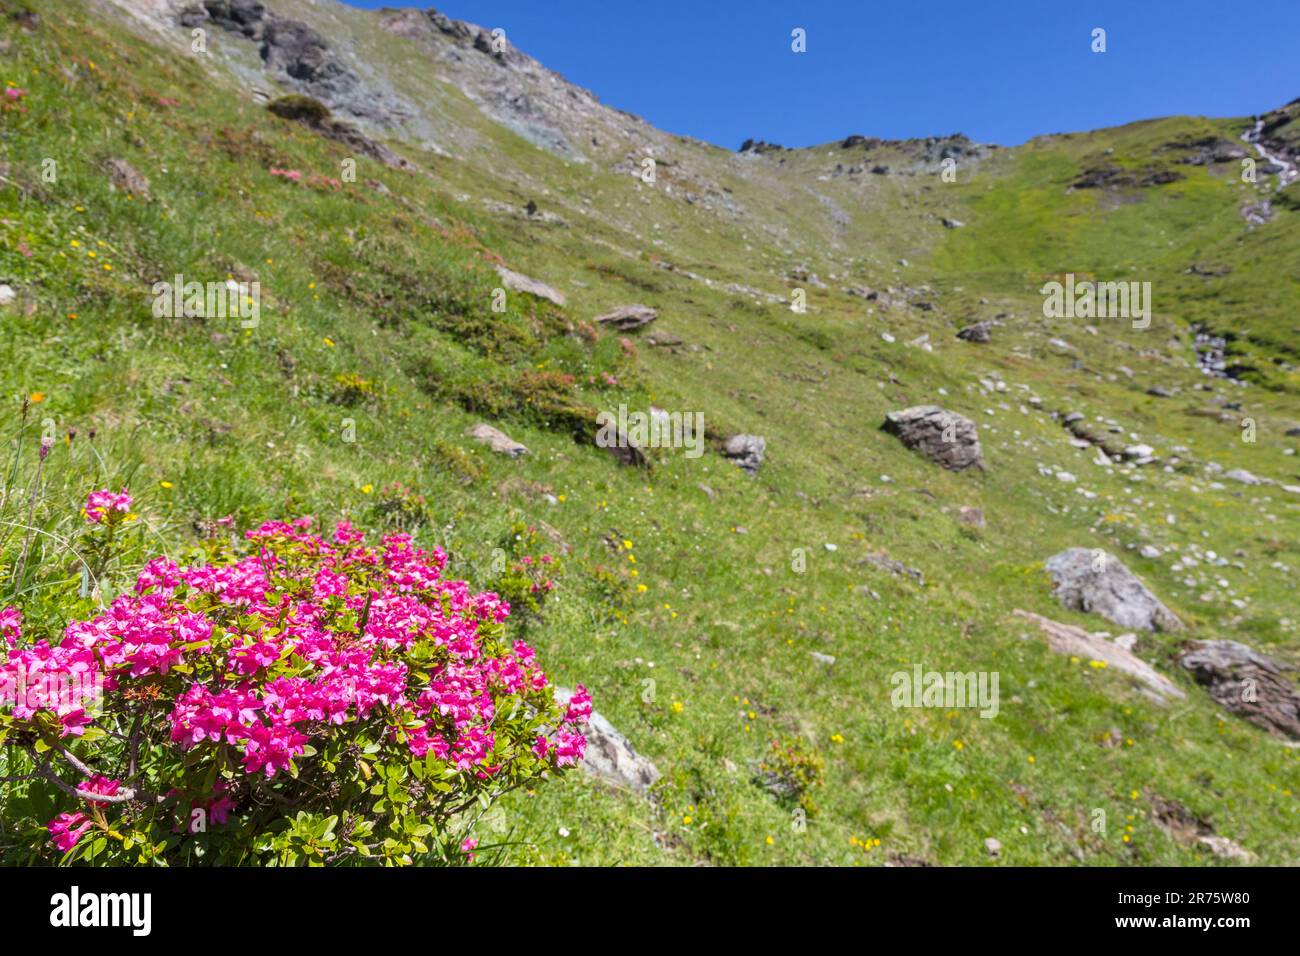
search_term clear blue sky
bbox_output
[343,1,1300,148]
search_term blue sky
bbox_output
[343,1,1300,148]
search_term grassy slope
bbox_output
[1,1,1298,865]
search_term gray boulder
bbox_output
[494,265,566,306]
[722,434,766,474]
[466,423,528,457]
[1014,610,1184,703]
[1224,468,1264,485]
[594,304,657,331]
[1179,640,1300,740]
[1044,548,1181,632]
[555,688,659,795]
[956,321,992,343]
[882,405,983,471]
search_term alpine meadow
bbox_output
[1,0,1298,883]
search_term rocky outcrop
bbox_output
[881,406,983,471]
[1044,549,1181,632]
[1171,136,1249,166]
[466,423,528,457]
[597,431,648,468]
[555,687,659,795]
[722,434,765,474]
[266,96,409,168]
[179,2,411,129]
[181,0,264,39]
[1014,610,1185,703]
[493,265,565,306]
[594,304,656,331]
[1178,640,1300,740]
[1073,165,1185,189]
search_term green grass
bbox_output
[1,0,1298,866]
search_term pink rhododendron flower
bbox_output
[0,605,21,648]
[84,489,132,524]
[552,728,587,767]
[78,775,122,803]
[565,684,593,724]
[47,812,92,852]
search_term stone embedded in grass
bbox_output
[1013,610,1185,703]
[104,158,150,201]
[1149,794,1255,863]
[494,265,566,306]
[466,422,528,457]
[860,552,925,586]
[1224,467,1265,485]
[1178,640,1300,740]
[594,304,657,331]
[645,331,683,348]
[555,687,659,795]
[956,321,992,343]
[721,434,765,474]
[1043,548,1182,632]
[598,429,648,468]
[881,405,983,471]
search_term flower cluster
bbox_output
[0,506,587,865]
[83,489,132,524]
[2,86,27,115]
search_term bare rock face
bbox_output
[881,405,983,471]
[722,434,765,474]
[266,96,410,169]
[183,0,265,39]
[258,16,374,115]
[555,688,659,795]
[493,265,566,306]
[594,304,657,331]
[1044,548,1182,632]
[466,423,528,457]
[1178,640,1300,740]
[178,2,412,129]
[1014,610,1185,703]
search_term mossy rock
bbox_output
[266,94,331,125]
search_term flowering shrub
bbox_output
[0,493,587,865]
